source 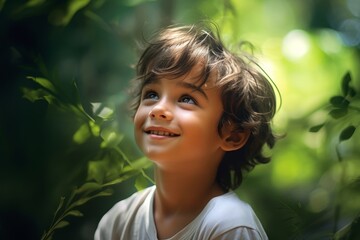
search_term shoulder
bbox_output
[103,186,154,220]
[200,192,268,239]
[94,186,155,239]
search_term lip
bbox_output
[143,126,180,137]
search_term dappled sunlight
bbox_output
[282,30,311,60]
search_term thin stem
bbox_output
[114,147,154,184]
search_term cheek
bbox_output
[134,107,146,126]
[133,108,146,142]
[133,110,144,147]
[181,111,220,136]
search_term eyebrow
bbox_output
[142,78,208,99]
[177,81,208,99]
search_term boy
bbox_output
[95,23,277,240]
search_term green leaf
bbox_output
[91,102,114,119]
[73,123,91,144]
[135,174,149,191]
[341,71,351,96]
[329,108,348,119]
[75,182,102,195]
[102,174,136,187]
[330,96,349,108]
[22,88,55,104]
[100,131,124,148]
[53,220,69,231]
[348,87,357,97]
[51,0,91,26]
[70,188,113,208]
[127,157,152,170]
[65,210,83,218]
[309,123,325,132]
[89,121,100,136]
[27,76,57,93]
[53,197,65,219]
[87,160,107,183]
[339,126,356,142]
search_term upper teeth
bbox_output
[150,130,176,136]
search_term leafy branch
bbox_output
[309,71,359,239]
[22,75,153,240]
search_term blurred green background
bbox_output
[1,0,359,239]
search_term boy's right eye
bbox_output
[143,90,159,100]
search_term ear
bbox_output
[220,124,250,152]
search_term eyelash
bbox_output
[143,90,158,100]
[141,90,197,105]
[179,95,197,105]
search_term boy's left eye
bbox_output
[179,95,196,105]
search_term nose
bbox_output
[149,103,173,121]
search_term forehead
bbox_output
[143,64,218,90]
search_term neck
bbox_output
[153,164,224,216]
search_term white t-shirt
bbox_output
[95,186,268,240]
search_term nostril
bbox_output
[149,108,172,120]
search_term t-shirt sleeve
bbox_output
[213,226,268,240]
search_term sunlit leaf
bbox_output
[329,108,348,119]
[135,174,149,191]
[27,76,57,93]
[87,160,107,183]
[341,71,351,97]
[100,131,124,148]
[22,88,55,104]
[309,123,325,132]
[127,157,152,170]
[73,123,91,144]
[75,182,102,195]
[330,96,349,108]
[87,155,125,183]
[339,125,356,142]
[91,102,114,119]
[89,121,100,136]
[102,170,140,187]
[70,188,113,208]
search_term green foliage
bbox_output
[309,72,360,238]
[309,71,359,161]
[22,75,153,239]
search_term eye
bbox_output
[179,95,196,105]
[143,90,159,100]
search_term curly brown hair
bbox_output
[129,23,278,191]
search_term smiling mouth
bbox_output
[145,130,180,137]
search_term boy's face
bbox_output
[134,66,227,168]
